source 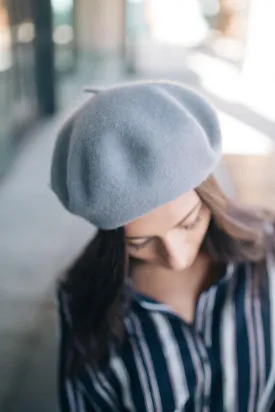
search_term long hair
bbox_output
[59,175,275,376]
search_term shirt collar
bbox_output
[132,262,236,312]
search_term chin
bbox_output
[170,264,191,272]
[169,257,197,272]
[160,261,189,272]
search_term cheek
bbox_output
[183,220,210,265]
[184,209,211,253]
[194,209,211,245]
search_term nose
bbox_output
[160,233,188,271]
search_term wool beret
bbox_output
[51,80,222,229]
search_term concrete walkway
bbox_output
[0,102,96,412]
[0,55,130,411]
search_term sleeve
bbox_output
[57,288,121,412]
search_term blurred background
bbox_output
[0,0,274,410]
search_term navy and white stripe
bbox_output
[58,262,275,411]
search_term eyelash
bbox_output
[129,239,151,251]
[182,214,201,230]
[129,214,202,250]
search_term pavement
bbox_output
[0,48,274,412]
[0,107,95,412]
[0,55,131,412]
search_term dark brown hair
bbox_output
[59,175,275,376]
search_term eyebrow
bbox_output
[126,201,201,240]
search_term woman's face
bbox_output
[125,190,211,271]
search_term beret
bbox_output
[51,80,222,229]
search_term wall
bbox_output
[76,0,125,55]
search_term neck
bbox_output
[131,253,215,302]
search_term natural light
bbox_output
[220,111,274,156]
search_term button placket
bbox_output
[195,334,212,412]
[204,286,218,348]
[194,291,208,335]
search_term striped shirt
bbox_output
[58,258,275,412]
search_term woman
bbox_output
[51,81,275,412]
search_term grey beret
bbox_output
[51,80,222,230]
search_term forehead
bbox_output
[125,190,200,238]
